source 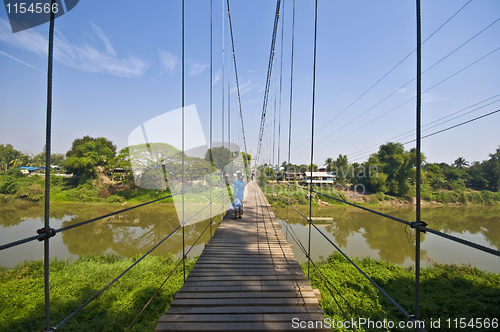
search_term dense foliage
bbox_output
[0,254,195,332]
[308,253,500,332]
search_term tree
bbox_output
[64,136,117,183]
[67,135,116,158]
[325,157,334,172]
[360,142,424,196]
[453,157,469,169]
[0,144,28,171]
[204,146,233,171]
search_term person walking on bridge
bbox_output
[232,171,245,219]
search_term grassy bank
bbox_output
[0,254,195,332]
[306,253,500,331]
[263,183,500,207]
[0,172,176,204]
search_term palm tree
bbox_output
[453,157,469,169]
[325,157,333,172]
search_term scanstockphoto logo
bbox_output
[3,0,79,33]
[128,105,247,227]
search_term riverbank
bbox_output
[1,254,498,331]
[263,183,500,207]
[306,253,500,331]
[0,173,175,205]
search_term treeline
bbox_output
[0,137,251,203]
[268,142,500,203]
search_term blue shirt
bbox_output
[233,179,245,200]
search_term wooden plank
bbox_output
[177,285,313,293]
[164,305,325,315]
[155,321,331,332]
[181,280,313,287]
[169,297,320,307]
[174,291,317,299]
[158,313,327,323]
[156,181,327,331]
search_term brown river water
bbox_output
[0,202,499,273]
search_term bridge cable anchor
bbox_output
[409,221,427,234]
[37,228,56,241]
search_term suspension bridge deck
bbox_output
[155,180,329,331]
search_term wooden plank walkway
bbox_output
[156,180,329,331]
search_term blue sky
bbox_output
[0,0,499,167]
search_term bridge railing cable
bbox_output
[268,185,421,330]
[286,183,500,257]
[52,190,228,330]
[0,192,180,252]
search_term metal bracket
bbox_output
[37,228,56,241]
[409,221,427,234]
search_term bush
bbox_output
[18,183,44,202]
[0,176,16,194]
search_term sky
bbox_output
[0,0,499,167]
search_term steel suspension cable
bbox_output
[414,0,423,324]
[226,0,249,158]
[307,0,318,280]
[210,0,213,237]
[42,1,56,330]
[347,93,500,159]
[292,0,474,153]
[277,0,285,168]
[54,225,182,330]
[125,217,215,331]
[257,0,281,163]
[269,185,415,330]
[181,0,186,282]
[285,0,296,230]
[293,43,500,159]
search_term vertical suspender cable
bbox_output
[182,0,185,282]
[210,0,213,238]
[286,0,295,234]
[43,1,56,330]
[278,0,285,169]
[415,0,422,325]
[308,0,318,281]
[227,6,234,166]
[222,0,225,152]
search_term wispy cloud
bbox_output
[246,69,255,73]
[158,49,178,75]
[230,79,256,94]
[397,87,407,94]
[212,70,221,85]
[189,63,207,76]
[89,21,116,56]
[0,49,37,70]
[257,85,265,93]
[0,19,148,78]
[422,92,446,103]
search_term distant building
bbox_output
[301,171,335,185]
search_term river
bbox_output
[0,202,499,273]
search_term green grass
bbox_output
[0,254,196,332]
[306,253,500,331]
[2,253,498,331]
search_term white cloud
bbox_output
[158,49,178,75]
[89,21,116,56]
[0,19,148,78]
[230,79,256,95]
[257,85,265,92]
[246,69,255,73]
[189,63,207,76]
[397,87,407,94]
[0,49,38,70]
[212,70,221,85]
